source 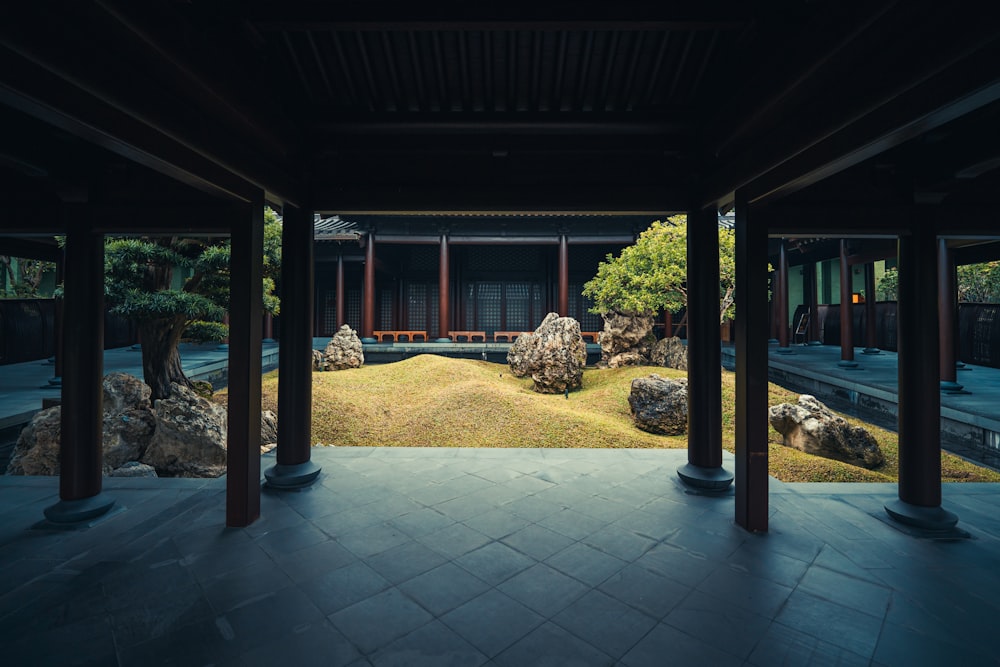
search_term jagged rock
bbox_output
[6,372,156,476]
[312,349,329,371]
[628,374,688,435]
[142,382,228,477]
[598,310,657,368]
[650,336,688,370]
[110,462,158,478]
[6,406,61,475]
[261,410,278,445]
[191,380,214,398]
[506,312,587,393]
[323,324,364,370]
[769,395,886,469]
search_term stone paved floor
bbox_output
[1,447,998,666]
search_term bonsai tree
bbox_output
[582,215,736,323]
[103,207,282,400]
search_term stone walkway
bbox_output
[2,447,998,666]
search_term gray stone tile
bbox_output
[440,589,545,658]
[796,565,892,618]
[329,588,433,654]
[582,524,656,562]
[497,563,590,617]
[365,540,449,585]
[254,521,332,557]
[747,621,870,667]
[202,559,295,613]
[722,540,811,588]
[312,506,385,537]
[551,589,658,659]
[504,494,564,522]
[493,621,615,667]
[433,491,499,521]
[302,560,392,616]
[220,587,327,654]
[544,542,627,587]
[536,507,609,541]
[500,523,576,561]
[634,542,718,588]
[454,542,535,586]
[337,522,413,558]
[370,620,489,667]
[663,589,773,659]
[873,620,996,667]
[240,621,361,667]
[598,563,691,619]
[620,621,743,667]
[398,563,491,616]
[696,562,794,618]
[774,590,882,659]
[273,537,358,583]
[461,508,531,540]
[416,522,492,559]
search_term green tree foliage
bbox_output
[0,256,55,297]
[582,215,737,323]
[104,207,282,399]
[877,262,1000,303]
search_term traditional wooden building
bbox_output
[2,1,998,535]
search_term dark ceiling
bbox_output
[0,1,999,224]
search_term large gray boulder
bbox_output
[507,312,588,393]
[628,374,688,435]
[142,382,228,477]
[598,310,657,368]
[6,372,157,476]
[323,324,365,370]
[649,336,688,370]
[769,395,885,469]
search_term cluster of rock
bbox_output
[597,311,687,370]
[6,372,278,478]
[507,312,588,393]
[628,374,688,435]
[769,394,886,469]
[314,324,364,371]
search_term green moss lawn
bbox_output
[231,353,1000,484]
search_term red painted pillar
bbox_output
[266,203,321,489]
[263,313,275,342]
[807,261,822,344]
[362,233,375,341]
[44,214,114,523]
[226,200,264,527]
[335,252,345,329]
[558,234,569,317]
[885,222,957,530]
[863,263,880,354]
[838,240,857,367]
[734,192,768,532]
[938,239,964,392]
[678,206,732,490]
[438,233,451,341]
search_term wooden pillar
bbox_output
[265,204,321,489]
[734,192,768,532]
[362,233,375,341]
[838,240,857,367]
[437,233,451,341]
[938,240,963,392]
[885,223,957,530]
[558,234,569,317]
[335,252,345,329]
[49,253,65,385]
[678,206,732,490]
[775,240,792,353]
[44,213,114,523]
[807,261,822,344]
[863,263,880,353]
[226,199,264,527]
[263,313,275,342]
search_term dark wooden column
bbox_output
[938,240,964,392]
[44,215,114,523]
[226,200,264,527]
[678,206,733,490]
[862,263,880,353]
[335,252,345,329]
[437,233,452,341]
[361,233,375,341]
[263,313,275,343]
[775,240,792,353]
[265,203,321,489]
[558,233,569,317]
[734,192,768,532]
[48,253,66,386]
[838,240,858,368]
[885,223,958,530]
[807,261,822,344]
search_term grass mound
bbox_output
[237,353,1000,483]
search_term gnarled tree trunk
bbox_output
[139,317,194,401]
